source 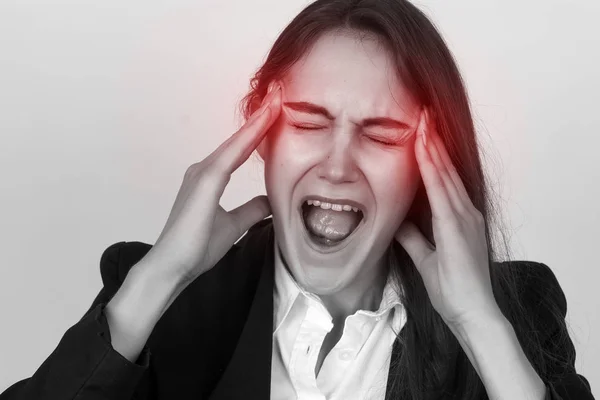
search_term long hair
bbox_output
[238,1,569,398]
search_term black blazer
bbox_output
[0,218,595,399]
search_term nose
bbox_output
[316,128,360,184]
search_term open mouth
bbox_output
[298,197,365,251]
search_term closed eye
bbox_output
[366,136,397,146]
[290,123,400,146]
[290,123,325,131]
[291,122,404,146]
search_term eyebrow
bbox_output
[283,101,411,130]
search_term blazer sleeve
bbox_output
[525,262,596,400]
[0,241,150,400]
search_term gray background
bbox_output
[1,0,598,393]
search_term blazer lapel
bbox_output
[208,223,276,399]
[208,220,405,399]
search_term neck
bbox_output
[318,257,389,323]
[276,244,390,323]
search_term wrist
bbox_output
[445,303,507,331]
[446,308,547,399]
[111,261,185,324]
[129,258,188,294]
[448,308,511,344]
[104,265,184,362]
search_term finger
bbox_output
[426,121,471,207]
[415,109,454,221]
[228,195,272,237]
[394,220,433,271]
[422,109,468,215]
[213,82,282,174]
[227,80,280,143]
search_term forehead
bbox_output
[282,30,418,119]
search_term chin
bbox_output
[272,204,389,292]
[293,263,355,295]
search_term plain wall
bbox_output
[1,0,598,393]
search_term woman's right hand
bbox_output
[142,81,282,287]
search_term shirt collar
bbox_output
[272,241,404,334]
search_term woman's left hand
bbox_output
[394,109,503,329]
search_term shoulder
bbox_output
[492,260,570,356]
[98,217,275,293]
[493,260,567,318]
[491,265,597,398]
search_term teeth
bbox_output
[304,200,361,213]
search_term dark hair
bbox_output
[239,1,569,398]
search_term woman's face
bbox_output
[260,31,422,295]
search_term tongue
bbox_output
[304,207,362,242]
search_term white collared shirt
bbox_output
[270,244,407,400]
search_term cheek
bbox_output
[268,127,322,169]
[264,128,314,197]
[364,153,420,211]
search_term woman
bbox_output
[1,0,595,399]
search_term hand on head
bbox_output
[144,81,283,287]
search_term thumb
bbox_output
[229,195,272,236]
[394,220,433,270]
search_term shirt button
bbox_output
[339,351,353,361]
